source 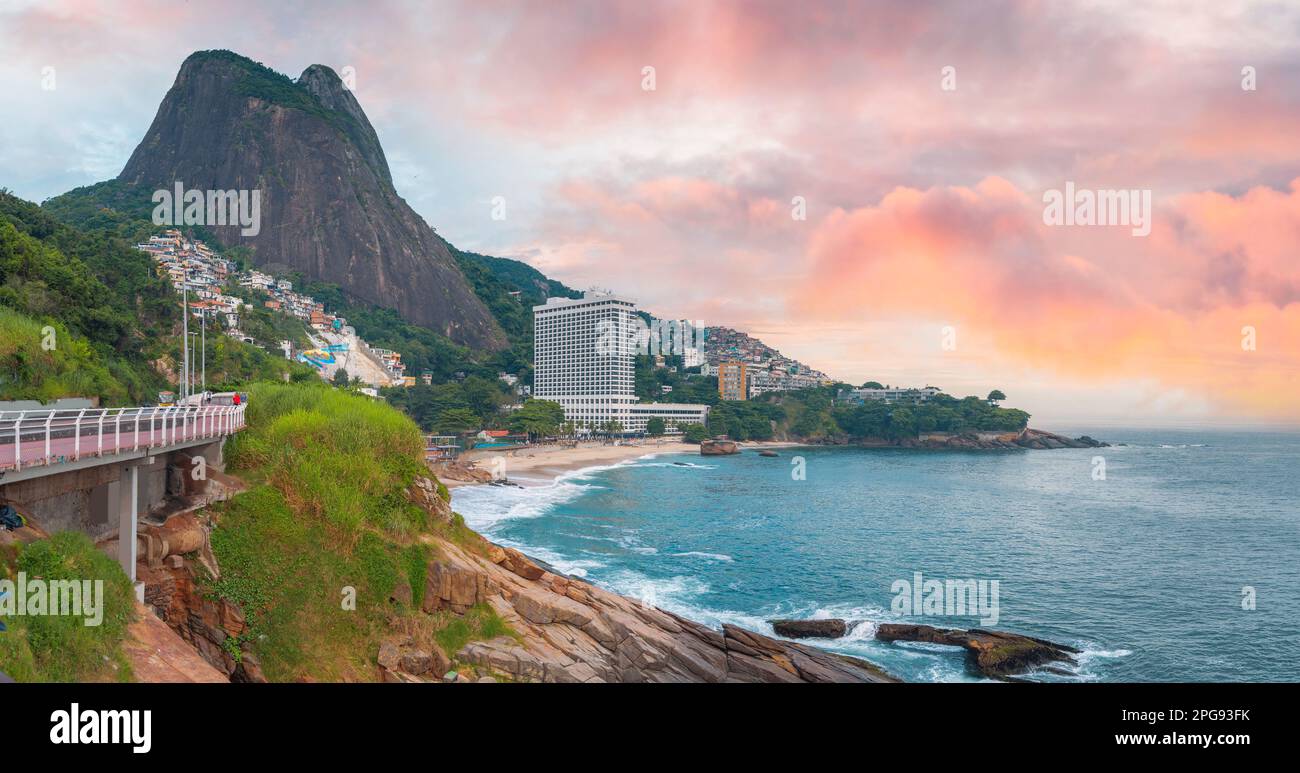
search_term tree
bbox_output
[861,381,884,389]
[508,399,564,440]
[887,406,917,439]
[434,407,479,434]
[462,375,506,418]
[681,423,709,443]
[987,389,1006,402]
[645,417,666,436]
[332,367,350,387]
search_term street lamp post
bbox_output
[181,265,189,401]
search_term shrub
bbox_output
[0,532,135,682]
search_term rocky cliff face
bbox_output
[407,505,896,683]
[119,50,505,350]
[416,540,897,683]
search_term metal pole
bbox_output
[201,311,207,393]
[181,265,189,401]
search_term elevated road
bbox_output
[1,405,246,585]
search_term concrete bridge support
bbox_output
[117,462,141,584]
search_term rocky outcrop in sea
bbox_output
[768,616,1080,680]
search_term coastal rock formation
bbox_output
[700,439,740,455]
[905,428,1109,451]
[116,50,505,350]
[426,539,896,683]
[1011,429,1108,450]
[431,459,494,484]
[140,472,896,683]
[770,618,849,638]
[875,623,1079,679]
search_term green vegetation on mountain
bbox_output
[634,354,718,403]
[680,423,710,443]
[205,382,507,681]
[454,247,581,319]
[706,399,785,441]
[0,307,133,403]
[1,188,313,404]
[39,179,158,241]
[833,391,1030,438]
[216,50,339,122]
[1,189,174,402]
[0,532,135,682]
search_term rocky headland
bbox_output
[844,428,1108,451]
[143,474,897,684]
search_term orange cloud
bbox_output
[790,178,1300,419]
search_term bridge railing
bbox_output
[0,404,246,472]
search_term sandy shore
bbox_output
[440,439,802,488]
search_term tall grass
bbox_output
[0,533,135,682]
[208,382,491,681]
[227,382,426,539]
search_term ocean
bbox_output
[451,429,1300,682]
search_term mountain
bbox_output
[113,50,506,351]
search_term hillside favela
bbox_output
[1,0,1295,754]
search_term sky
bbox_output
[2,0,1298,426]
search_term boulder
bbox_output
[769,618,849,639]
[500,548,546,581]
[377,641,402,671]
[422,553,496,613]
[700,439,739,455]
[400,649,435,675]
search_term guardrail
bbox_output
[0,404,246,473]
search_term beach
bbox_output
[439,440,801,488]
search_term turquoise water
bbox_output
[451,430,1300,682]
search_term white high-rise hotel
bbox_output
[533,292,709,434]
